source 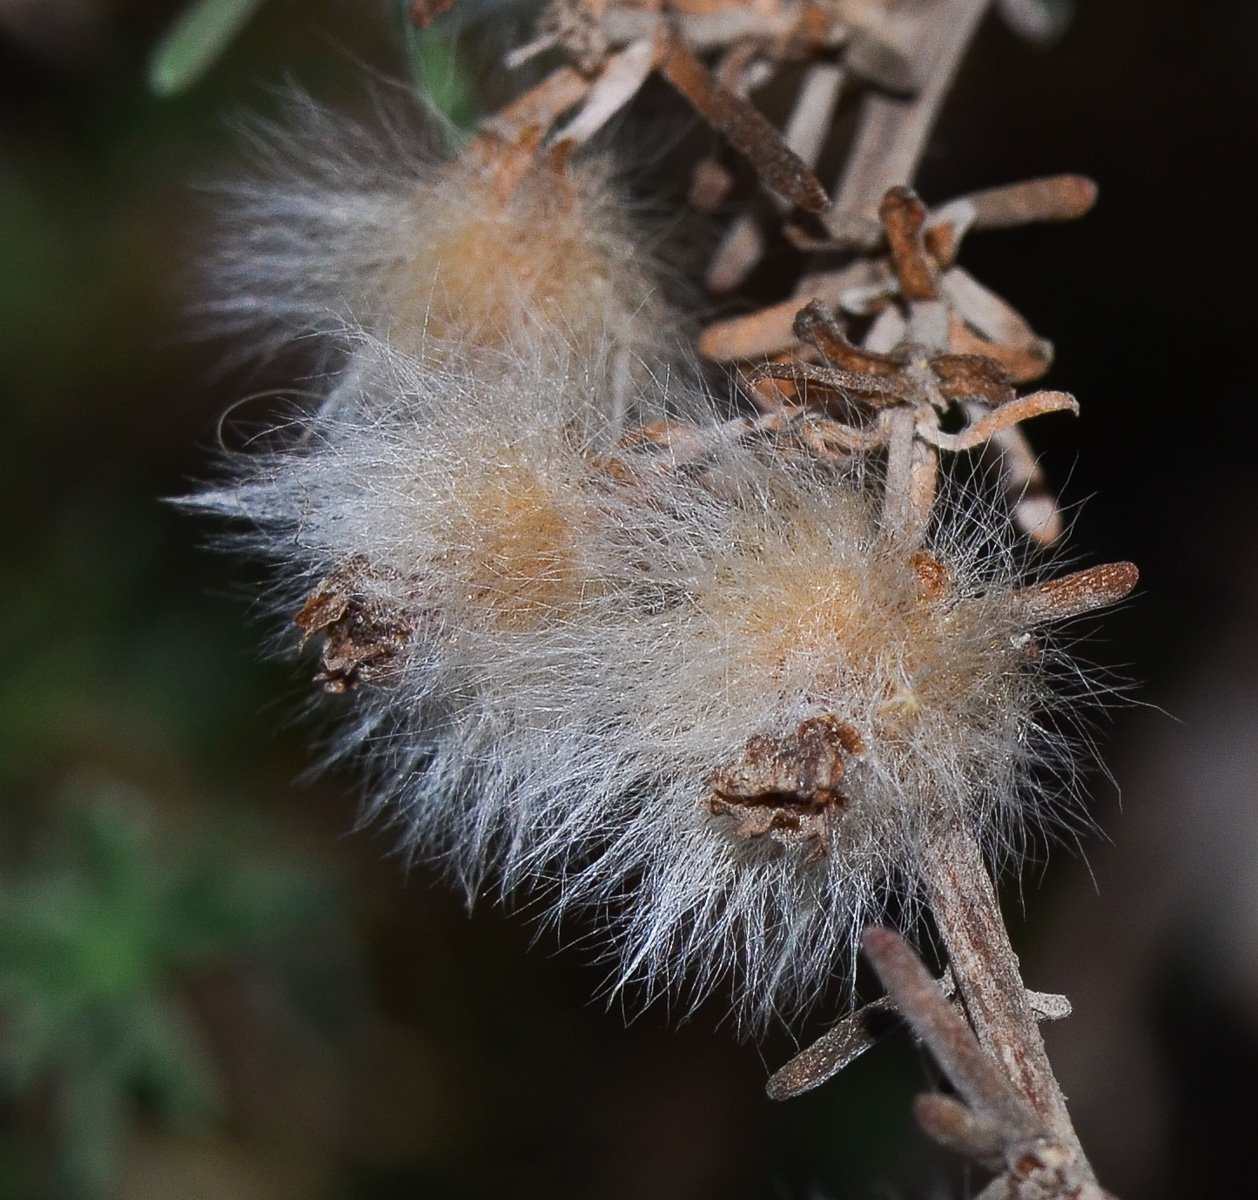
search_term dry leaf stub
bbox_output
[707,715,866,856]
[1011,563,1139,626]
[296,558,416,693]
[657,34,831,214]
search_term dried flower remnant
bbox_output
[700,171,1099,546]
[706,715,866,858]
[746,296,1077,464]
[295,556,415,693]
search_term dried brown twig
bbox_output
[656,32,830,213]
[765,970,1073,1102]
[729,183,1086,546]
[863,926,1115,1200]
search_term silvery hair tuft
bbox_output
[187,92,1113,1031]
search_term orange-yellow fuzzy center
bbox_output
[721,566,867,676]
[708,527,1014,729]
[451,462,589,630]
[392,173,616,353]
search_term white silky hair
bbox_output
[199,86,682,404]
[190,92,1104,1030]
[190,319,1095,1031]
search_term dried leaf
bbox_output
[658,35,830,213]
[1010,563,1140,625]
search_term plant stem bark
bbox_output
[921,827,1086,1160]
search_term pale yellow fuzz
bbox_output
[697,506,1019,733]
[377,151,662,369]
[447,458,594,630]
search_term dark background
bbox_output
[1,1,1254,1197]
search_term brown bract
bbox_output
[295,557,415,693]
[706,714,866,858]
[739,284,1077,544]
[702,178,1088,547]
[696,169,1096,547]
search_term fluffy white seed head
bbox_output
[510,440,1091,1025]
[203,90,677,408]
[190,330,1093,1028]
[190,96,1113,1030]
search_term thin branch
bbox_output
[822,0,995,243]
[864,926,1045,1138]
[864,924,1114,1199]
[919,828,1080,1141]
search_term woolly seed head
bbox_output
[202,91,675,398]
[532,443,1090,1026]
[192,345,1105,1029]
[381,141,670,366]
[190,93,1122,1031]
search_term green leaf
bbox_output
[146,0,268,97]
[410,28,477,132]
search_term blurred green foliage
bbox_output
[148,0,480,132]
[409,25,478,131]
[148,0,268,95]
[0,788,337,1197]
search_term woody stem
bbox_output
[919,825,1089,1165]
